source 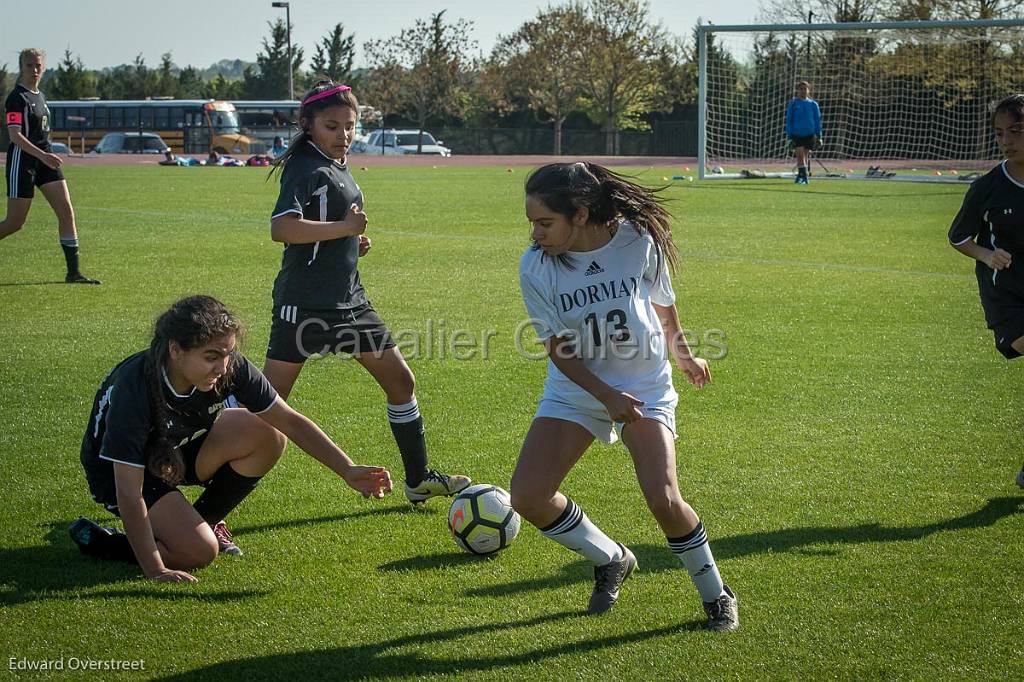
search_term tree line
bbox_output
[3,0,1022,155]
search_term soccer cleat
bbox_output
[66,272,102,285]
[588,543,637,615]
[703,584,739,632]
[211,521,242,556]
[1016,463,1024,489]
[69,516,113,550]
[68,516,128,559]
[405,469,472,505]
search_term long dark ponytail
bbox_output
[269,79,360,179]
[524,161,678,273]
[144,295,243,484]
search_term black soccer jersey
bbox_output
[271,142,367,310]
[80,351,278,491]
[948,162,1024,326]
[4,84,51,150]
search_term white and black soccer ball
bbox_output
[448,484,520,555]
[711,165,725,175]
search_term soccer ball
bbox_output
[448,484,521,555]
[711,165,724,174]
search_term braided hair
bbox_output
[144,295,243,484]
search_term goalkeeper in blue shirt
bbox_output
[785,81,822,184]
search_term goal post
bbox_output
[697,18,1024,181]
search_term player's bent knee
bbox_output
[2,218,26,233]
[186,535,220,568]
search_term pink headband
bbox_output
[302,84,351,105]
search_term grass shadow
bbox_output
[155,610,703,680]
[231,503,420,535]
[0,280,67,287]
[378,550,503,572]
[466,496,1023,598]
[0,520,269,606]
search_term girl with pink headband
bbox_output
[264,80,472,505]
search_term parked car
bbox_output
[351,129,451,156]
[89,132,170,154]
[50,142,71,154]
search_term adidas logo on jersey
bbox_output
[584,260,605,276]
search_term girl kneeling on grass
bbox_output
[71,295,392,583]
[512,162,738,631]
[948,93,1024,488]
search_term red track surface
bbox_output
[0,152,993,172]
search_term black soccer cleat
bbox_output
[69,517,118,554]
[65,272,102,285]
[588,543,637,615]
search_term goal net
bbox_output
[698,19,1024,181]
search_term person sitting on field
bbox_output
[70,295,392,583]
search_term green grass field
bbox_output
[1,164,1021,680]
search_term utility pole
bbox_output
[272,2,293,100]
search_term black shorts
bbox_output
[790,135,817,150]
[992,314,1024,360]
[267,302,396,363]
[5,145,64,199]
[93,433,208,516]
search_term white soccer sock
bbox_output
[668,522,726,602]
[539,497,623,565]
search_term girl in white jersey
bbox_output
[513,162,738,631]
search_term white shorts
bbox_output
[535,396,677,444]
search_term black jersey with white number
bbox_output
[79,351,278,491]
[948,162,1024,326]
[270,142,366,310]
[4,84,51,150]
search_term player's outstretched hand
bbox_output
[343,465,392,499]
[150,569,198,584]
[986,248,1012,271]
[345,204,368,236]
[601,390,644,423]
[358,235,372,257]
[678,357,711,388]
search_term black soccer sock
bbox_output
[60,237,80,276]
[388,399,429,486]
[192,463,263,525]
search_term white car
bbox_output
[352,129,451,156]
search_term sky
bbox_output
[3,0,763,71]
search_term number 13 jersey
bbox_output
[519,221,678,412]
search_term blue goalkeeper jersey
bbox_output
[786,97,821,137]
